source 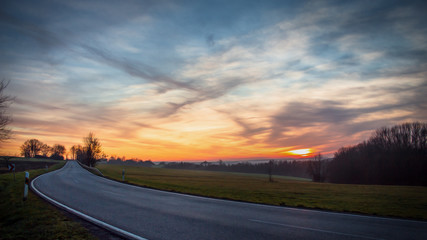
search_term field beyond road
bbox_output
[97,164,427,220]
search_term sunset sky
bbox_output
[1,0,426,161]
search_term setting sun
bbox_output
[287,148,312,157]
[1,0,425,163]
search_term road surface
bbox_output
[32,161,427,240]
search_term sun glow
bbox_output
[287,148,312,157]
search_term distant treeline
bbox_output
[106,158,155,167]
[160,160,312,179]
[328,122,427,186]
[20,139,66,160]
[161,122,426,186]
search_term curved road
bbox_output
[32,161,427,240]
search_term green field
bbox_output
[97,164,427,220]
[0,161,96,240]
[0,157,63,163]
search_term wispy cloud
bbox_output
[1,0,426,160]
[0,9,65,50]
[82,45,197,92]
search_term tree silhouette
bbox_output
[20,139,43,158]
[268,160,274,182]
[70,145,78,160]
[74,145,85,161]
[0,80,13,142]
[51,144,66,160]
[307,153,327,182]
[82,132,102,167]
[329,122,427,185]
[40,144,51,157]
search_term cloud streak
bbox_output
[83,45,197,92]
[1,0,426,160]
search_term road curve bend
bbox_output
[32,161,427,240]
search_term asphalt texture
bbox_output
[32,161,427,240]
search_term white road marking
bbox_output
[32,161,425,240]
[31,163,149,240]
[249,219,385,240]
[101,189,122,197]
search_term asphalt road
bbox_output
[32,161,427,240]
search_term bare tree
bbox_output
[329,122,427,185]
[267,160,274,182]
[40,143,52,157]
[307,153,328,182]
[20,139,43,158]
[74,144,84,161]
[0,80,13,142]
[51,144,66,160]
[70,145,78,160]
[83,132,102,167]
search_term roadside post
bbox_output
[8,163,15,181]
[23,171,29,201]
[122,168,125,181]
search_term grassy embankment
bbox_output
[98,164,427,220]
[0,159,96,240]
[0,157,62,174]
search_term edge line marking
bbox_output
[31,162,148,240]
[249,219,384,240]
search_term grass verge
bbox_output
[0,162,97,240]
[76,160,104,176]
[98,164,427,220]
[0,156,64,163]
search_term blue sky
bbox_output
[1,0,426,160]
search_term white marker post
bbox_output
[122,168,125,181]
[23,171,29,201]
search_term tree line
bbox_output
[160,160,312,179]
[106,155,154,167]
[327,122,427,186]
[20,132,103,166]
[20,139,66,160]
[163,122,426,186]
[0,79,13,142]
[16,119,427,185]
